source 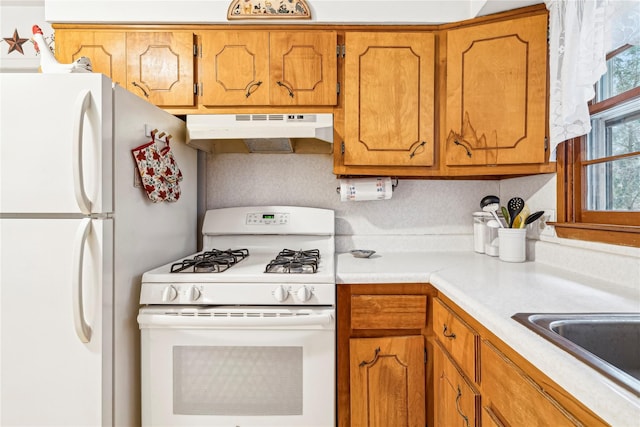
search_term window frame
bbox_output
[555,84,640,248]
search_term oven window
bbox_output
[173,346,303,416]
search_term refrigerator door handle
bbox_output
[72,90,93,215]
[72,218,93,343]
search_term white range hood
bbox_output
[186,113,334,154]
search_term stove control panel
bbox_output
[246,212,290,225]
[140,283,333,305]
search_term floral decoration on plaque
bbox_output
[228,0,311,19]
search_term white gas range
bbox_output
[138,206,336,427]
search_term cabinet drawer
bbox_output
[351,295,427,330]
[433,298,479,381]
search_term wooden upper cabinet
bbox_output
[200,30,337,107]
[445,12,548,166]
[126,31,196,107]
[55,30,126,86]
[344,32,435,167]
[269,31,337,105]
[200,31,269,106]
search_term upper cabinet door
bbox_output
[445,13,548,166]
[269,31,337,106]
[126,31,196,107]
[200,31,269,106]
[344,32,435,167]
[55,30,127,86]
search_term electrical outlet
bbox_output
[539,209,556,237]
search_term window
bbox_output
[556,45,640,247]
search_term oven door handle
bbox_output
[137,311,335,329]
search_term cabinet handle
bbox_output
[132,81,149,98]
[409,140,427,158]
[359,347,381,367]
[245,81,263,98]
[442,324,456,339]
[455,385,471,427]
[276,81,295,98]
[454,138,472,158]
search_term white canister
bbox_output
[472,212,491,253]
[498,228,527,262]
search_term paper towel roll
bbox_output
[339,177,393,202]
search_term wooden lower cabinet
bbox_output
[338,291,607,427]
[337,283,434,427]
[433,339,480,427]
[481,339,581,426]
[350,336,425,427]
[433,295,608,427]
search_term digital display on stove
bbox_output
[246,212,290,225]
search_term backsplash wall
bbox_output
[206,153,501,251]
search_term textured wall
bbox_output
[206,153,501,239]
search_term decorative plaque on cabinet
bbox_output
[227,0,311,19]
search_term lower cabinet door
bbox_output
[350,335,425,427]
[433,340,480,427]
[481,339,580,426]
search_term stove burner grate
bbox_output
[265,249,320,274]
[170,248,249,273]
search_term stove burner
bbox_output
[265,249,320,274]
[171,249,249,273]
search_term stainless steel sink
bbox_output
[512,313,640,396]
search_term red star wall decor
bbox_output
[3,28,29,55]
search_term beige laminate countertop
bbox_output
[336,251,640,426]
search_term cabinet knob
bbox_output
[276,81,294,98]
[245,81,262,98]
[443,324,457,339]
[132,81,149,98]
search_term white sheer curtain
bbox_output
[545,0,640,156]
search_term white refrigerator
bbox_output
[0,73,198,426]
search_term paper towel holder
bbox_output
[335,177,399,194]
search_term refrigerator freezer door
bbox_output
[0,74,113,214]
[0,217,113,426]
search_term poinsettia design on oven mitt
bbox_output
[131,140,183,202]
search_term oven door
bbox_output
[138,306,335,427]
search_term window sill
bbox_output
[551,223,640,248]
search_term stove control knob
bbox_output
[296,286,313,302]
[162,285,178,302]
[188,286,201,302]
[273,285,289,302]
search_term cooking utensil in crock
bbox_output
[480,195,504,228]
[512,204,530,229]
[524,210,545,225]
[507,197,525,228]
[501,206,510,228]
